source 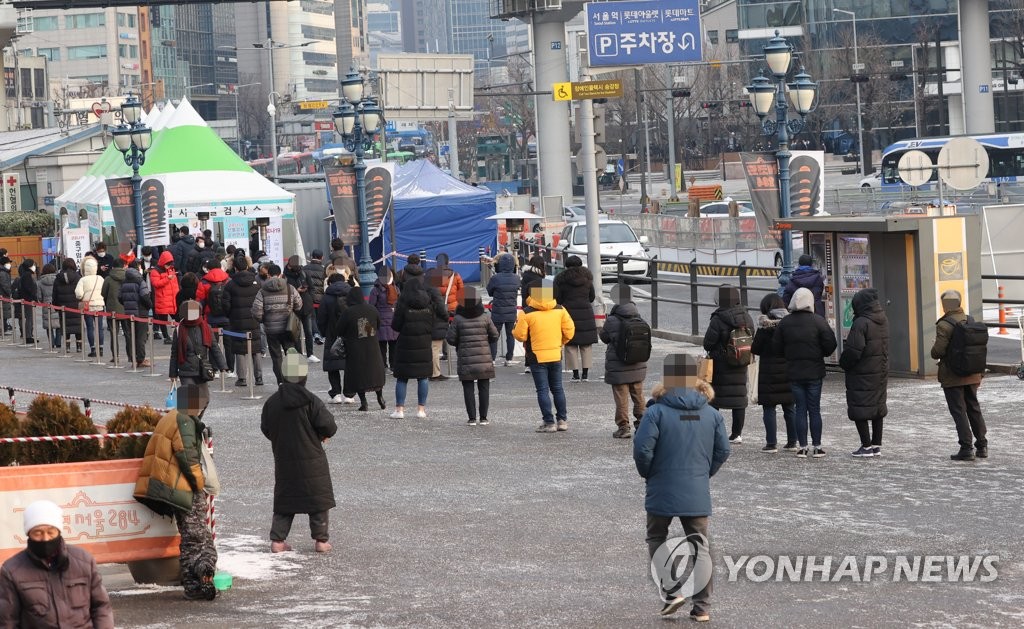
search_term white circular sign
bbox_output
[938,137,989,191]
[897,150,932,187]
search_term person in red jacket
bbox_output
[149,250,180,344]
[196,259,234,375]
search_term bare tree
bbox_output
[236,73,269,157]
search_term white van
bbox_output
[557,219,653,278]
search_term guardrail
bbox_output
[981,274,1024,332]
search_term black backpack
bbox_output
[205,281,228,318]
[616,314,652,365]
[944,315,988,376]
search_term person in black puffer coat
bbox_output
[17,259,39,343]
[839,288,889,457]
[750,293,795,452]
[51,258,83,350]
[169,301,228,397]
[391,280,436,418]
[446,286,498,425]
[782,254,826,317]
[702,285,754,443]
[119,262,152,366]
[318,274,354,403]
[772,287,838,457]
[284,255,316,360]
[554,256,597,382]
[221,259,263,386]
[486,252,520,364]
[303,250,327,342]
[396,253,422,292]
[339,287,387,410]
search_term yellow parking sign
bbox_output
[553,82,573,101]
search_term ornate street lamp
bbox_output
[112,93,153,250]
[746,31,818,290]
[333,70,385,297]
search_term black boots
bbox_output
[376,390,386,410]
[950,448,975,461]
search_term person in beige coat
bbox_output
[74,256,106,357]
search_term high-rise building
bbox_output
[445,0,506,77]
[401,0,448,54]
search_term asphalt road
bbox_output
[2,334,1022,628]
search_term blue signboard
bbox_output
[585,0,703,68]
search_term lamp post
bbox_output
[746,30,817,290]
[111,93,153,250]
[333,69,384,298]
[184,82,215,99]
[834,8,865,177]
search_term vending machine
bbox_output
[805,232,874,363]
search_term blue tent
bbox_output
[378,160,496,282]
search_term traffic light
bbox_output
[671,88,691,98]
[735,100,752,109]
[701,102,720,109]
[849,74,870,84]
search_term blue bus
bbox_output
[880,133,1024,189]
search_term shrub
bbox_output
[104,405,162,460]
[0,404,18,466]
[19,395,99,465]
[0,211,55,237]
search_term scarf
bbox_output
[176,318,213,365]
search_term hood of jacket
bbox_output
[790,266,821,286]
[325,280,351,298]
[346,288,365,306]
[455,301,486,318]
[276,382,314,408]
[157,251,175,268]
[232,269,257,287]
[179,235,196,247]
[657,387,710,410]
[402,286,431,310]
[611,302,639,319]
[495,253,516,274]
[262,276,287,293]
[202,268,229,284]
[39,272,56,286]
[852,288,886,323]
[526,295,557,311]
[758,308,788,327]
[82,256,98,276]
[107,267,126,283]
[403,263,423,278]
[124,268,144,284]
[559,265,592,287]
[789,287,814,312]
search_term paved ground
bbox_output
[2,331,1022,628]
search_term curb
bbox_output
[987,362,1021,376]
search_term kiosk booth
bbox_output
[782,214,982,378]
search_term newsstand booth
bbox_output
[782,215,982,377]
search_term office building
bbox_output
[401,0,448,54]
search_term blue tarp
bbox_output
[377,160,496,282]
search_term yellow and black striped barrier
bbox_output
[655,260,779,277]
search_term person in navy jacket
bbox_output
[485,252,520,365]
[633,353,730,621]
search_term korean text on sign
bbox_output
[585,0,703,68]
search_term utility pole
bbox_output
[665,65,678,200]
[633,68,648,207]
[578,70,603,301]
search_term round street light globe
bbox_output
[763,31,793,78]
[112,126,133,152]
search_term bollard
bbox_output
[240,332,261,400]
[689,258,700,336]
[18,300,28,347]
[143,318,160,377]
[212,330,232,394]
[998,285,1008,335]
[650,258,659,331]
[74,309,90,363]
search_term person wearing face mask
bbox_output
[0,500,115,628]
[185,236,216,276]
[92,243,115,278]
[17,258,39,344]
[0,255,12,334]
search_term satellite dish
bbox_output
[897,150,932,187]
[938,137,989,191]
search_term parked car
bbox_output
[562,204,608,222]
[698,200,755,216]
[556,219,652,279]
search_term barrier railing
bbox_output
[981,274,1024,332]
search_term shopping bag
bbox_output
[165,384,177,410]
[747,357,760,405]
[697,355,714,382]
[200,437,220,496]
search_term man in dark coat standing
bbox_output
[221,258,264,387]
[702,285,754,444]
[840,288,889,458]
[554,255,597,382]
[261,350,338,553]
[930,289,987,461]
[634,353,729,620]
[600,284,648,439]
[750,293,795,452]
[303,250,327,343]
[773,287,838,458]
[782,254,826,317]
[486,252,520,365]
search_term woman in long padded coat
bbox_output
[750,293,795,452]
[446,287,498,425]
[369,267,399,370]
[554,256,598,382]
[338,288,387,411]
[839,288,889,458]
[318,274,353,404]
[390,279,436,419]
[702,285,754,444]
[51,258,83,349]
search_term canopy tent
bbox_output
[377,160,496,282]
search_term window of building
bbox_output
[33,16,59,31]
[128,14,136,28]
[118,13,125,27]
[38,48,60,62]
[302,51,337,67]
[65,13,106,29]
[33,68,44,98]
[299,0,333,15]
[118,44,139,59]
[68,45,108,60]
[707,30,719,44]
[18,48,32,58]
[20,68,32,98]
[304,78,337,93]
[725,29,739,43]
[300,25,336,41]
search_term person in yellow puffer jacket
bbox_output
[513,279,575,433]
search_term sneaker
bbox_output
[761,444,778,453]
[729,434,743,444]
[108,357,116,364]
[138,359,152,368]
[314,335,325,345]
[467,418,479,426]
[796,448,809,458]
[659,597,687,616]
[224,371,236,379]
[556,420,568,432]
[851,446,874,458]
[535,422,556,433]
[254,379,265,386]
[415,409,427,419]
[314,540,332,553]
[389,410,405,419]
[504,358,519,366]
[87,351,97,358]
[812,447,827,458]
[612,427,632,439]
[329,394,345,404]
[342,396,357,404]
[307,355,320,363]
[782,442,799,452]
[235,379,247,387]
[270,541,292,553]
[690,609,711,622]
[478,418,490,425]
[871,446,882,457]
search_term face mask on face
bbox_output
[96,250,106,257]
[30,265,36,273]
[27,535,62,560]
[197,242,205,250]
[2,264,9,270]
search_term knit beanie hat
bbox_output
[23,500,63,534]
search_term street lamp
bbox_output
[746,30,817,290]
[333,69,385,297]
[184,82,215,99]
[834,8,865,178]
[111,93,153,250]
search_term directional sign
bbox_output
[552,80,624,101]
[299,100,330,110]
[585,0,703,68]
